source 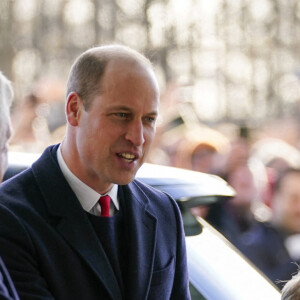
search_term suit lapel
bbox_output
[120,183,157,300]
[32,145,122,300]
[56,212,122,300]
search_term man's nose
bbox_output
[125,120,145,146]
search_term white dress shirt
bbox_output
[56,145,119,216]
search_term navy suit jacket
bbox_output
[0,145,190,300]
[0,258,19,300]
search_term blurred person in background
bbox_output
[251,138,300,208]
[281,269,300,300]
[0,71,19,300]
[176,139,218,173]
[9,93,41,149]
[9,78,66,153]
[215,161,262,244]
[173,126,229,174]
[176,127,230,219]
[172,127,267,249]
[205,156,268,249]
[196,133,267,246]
[240,168,300,290]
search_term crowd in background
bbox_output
[7,80,300,291]
[149,88,300,291]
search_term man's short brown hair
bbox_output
[66,45,153,110]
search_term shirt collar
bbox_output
[56,145,119,213]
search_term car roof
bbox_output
[137,163,235,206]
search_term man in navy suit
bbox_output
[0,45,190,299]
[0,72,19,300]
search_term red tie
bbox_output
[99,195,111,217]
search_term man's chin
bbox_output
[113,173,137,186]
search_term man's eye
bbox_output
[145,116,156,123]
[115,113,128,118]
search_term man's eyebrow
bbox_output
[108,105,158,115]
[108,106,133,111]
[146,111,158,116]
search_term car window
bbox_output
[189,283,207,300]
[186,217,281,300]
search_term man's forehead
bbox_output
[104,57,153,76]
[101,59,158,92]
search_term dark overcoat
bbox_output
[0,145,190,300]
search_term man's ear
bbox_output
[65,92,83,126]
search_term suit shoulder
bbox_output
[132,179,172,199]
[0,168,34,197]
[130,179,181,215]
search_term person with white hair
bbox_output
[0,71,19,300]
[281,269,300,300]
[0,72,13,182]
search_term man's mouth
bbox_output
[117,152,137,163]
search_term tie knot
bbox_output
[99,195,111,217]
